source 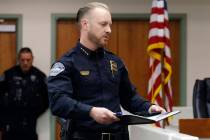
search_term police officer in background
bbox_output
[48,2,165,140]
[0,47,49,140]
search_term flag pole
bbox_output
[161,47,166,128]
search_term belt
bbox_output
[0,124,35,132]
[71,131,124,140]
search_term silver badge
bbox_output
[30,75,36,82]
[49,62,65,76]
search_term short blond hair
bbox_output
[76,2,110,24]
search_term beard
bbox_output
[87,31,107,48]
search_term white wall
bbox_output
[0,0,210,140]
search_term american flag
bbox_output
[147,0,173,115]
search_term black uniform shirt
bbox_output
[48,42,151,131]
[0,65,48,131]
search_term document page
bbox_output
[116,110,180,125]
[144,110,181,122]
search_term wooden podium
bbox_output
[179,118,210,138]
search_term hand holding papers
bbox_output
[115,110,180,125]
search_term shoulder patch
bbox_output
[49,62,65,76]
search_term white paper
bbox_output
[145,110,181,122]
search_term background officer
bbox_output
[0,47,49,140]
[48,2,165,140]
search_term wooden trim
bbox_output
[51,14,76,65]
[179,118,210,138]
[0,14,23,57]
[179,14,187,106]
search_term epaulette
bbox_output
[104,48,116,56]
[65,47,77,57]
[55,48,76,64]
[56,48,76,60]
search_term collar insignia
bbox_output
[80,47,89,56]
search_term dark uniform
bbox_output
[48,42,152,140]
[0,66,49,140]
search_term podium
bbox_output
[179,118,210,138]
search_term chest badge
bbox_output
[80,70,90,76]
[110,60,118,77]
[30,75,37,82]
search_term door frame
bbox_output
[51,13,187,140]
[0,14,23,55]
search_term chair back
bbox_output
[193,78,210,118]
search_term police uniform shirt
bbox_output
[0,65,48,132]
[48,42,151,132]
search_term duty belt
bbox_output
[0,123,35,132]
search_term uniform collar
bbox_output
[76,42,105,59]
[16,65,33,76]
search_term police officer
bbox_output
[0,47,49,140]
[48,2,165,140]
